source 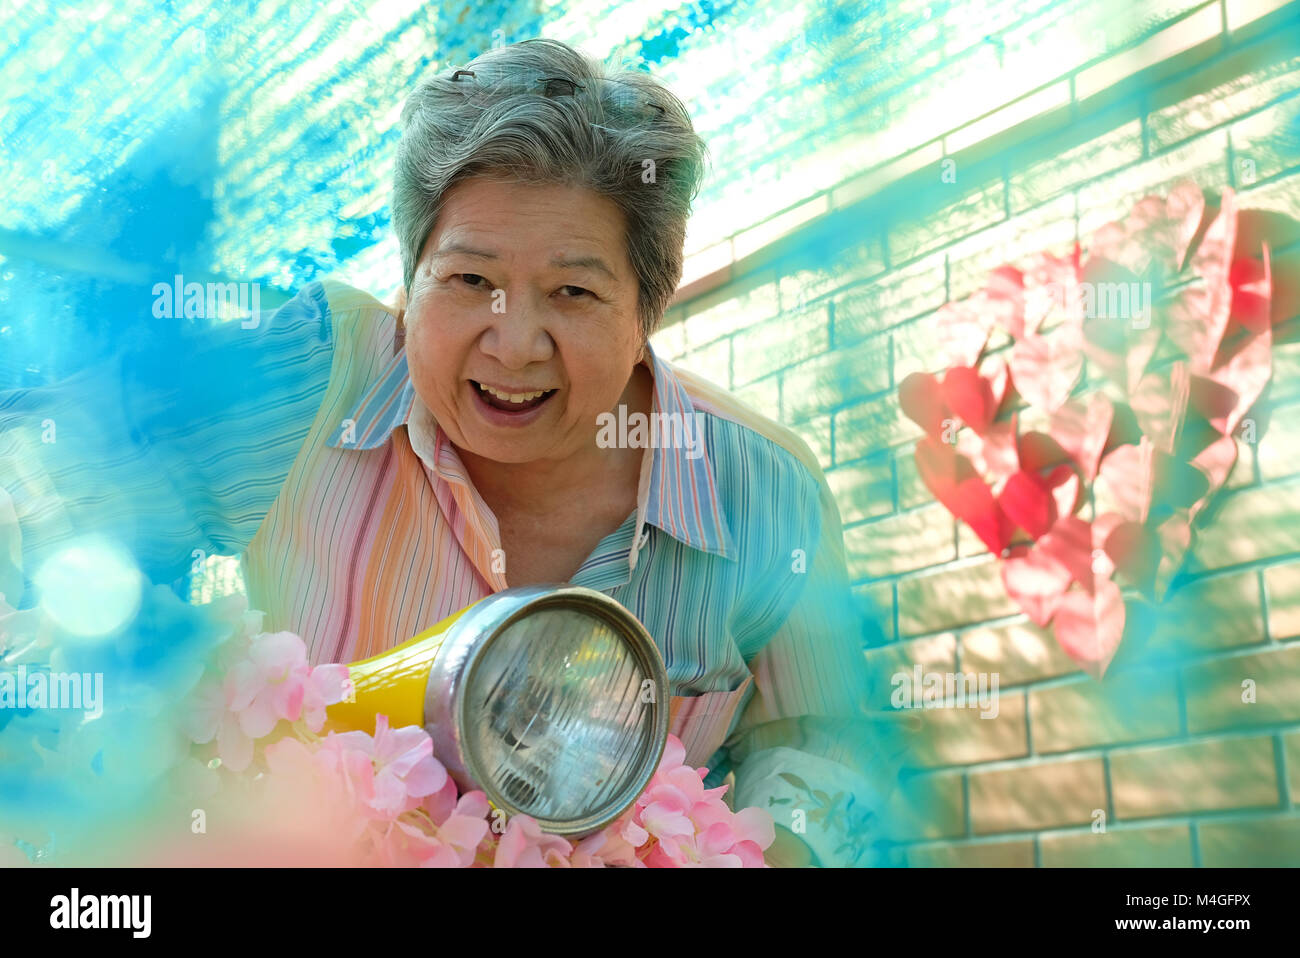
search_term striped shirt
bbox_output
[0,279,905,865]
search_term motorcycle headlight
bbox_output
[328,585,669,838]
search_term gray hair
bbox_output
[393,38,709,339]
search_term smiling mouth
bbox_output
[470,380,558,412]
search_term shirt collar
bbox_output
[325,340,736,562]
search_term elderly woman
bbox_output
[0,38,901,866]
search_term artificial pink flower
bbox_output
[183,676,258,771]
[492,814,575,868]
[594,734,776,867]
[228,631,311,738]
[313,715,447,821]
[422,775,460,827]
[302,663,350,732]
[573,821,643,868]
[263,735,373,851]
[184,628,351,771]
[420,792,491,867]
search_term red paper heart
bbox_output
[1188,375,1240,434]
[957,418,1019,484]
[1053,578,1125,679]
[1045,464,1081,521]
[1190,433,1239,516]
[999,470,1056,540]
[915,437,1011,555]
[1168,189,1237,374]
[899,372,947,439]
[934,299,994,370]
[1001,545,1074,626]
[1049,393,1113,481]
[1018,431,1070,473]
[985,264,1027,341]
[1103,520,1159,591]
[1036,516,1097,594]
[1228,253,1272,334]
[941,366,997,435]
[1129,365,1190,455]
[1010,327,1083,412]
[1095,442,1152,524]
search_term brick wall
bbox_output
[652,0,1300,866]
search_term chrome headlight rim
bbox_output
[423,584,669,838]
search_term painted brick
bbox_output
[1229,90,1300,187]
[1030,669,1182,754]
[681,269,781,347]
[1198,815,1300,866]
[1269,341,1300,405]
[892,309,948,384]
[895,444,930,510]
[1077,128,1231,238]
[834,395,925,462]
[731,374,781,425]
[960,618,1080,686]
[1040,824,1194,867]
[1286,729,1300,800]
[1001,0,1207,84]
[1265,561,1300,640]
[1111,735,1280,818]
[885,771,965,841]
[832,252,947,344]
[1240,168,1300,222]
[1256,402,1300,481]
[1007,114,1143,214]
[1141,569,1268,658]
[946,194,1078,302]
[1074,3,1224,104]
[888,174,1008,266]
[908,689,1028,768]
[897,558,1021,636]
[650,313,687,361]
[732,304,830,387]
[1223,433,1258,490]
[907,839,1034,867]
[1148,47,1300,152]
[1183,643,1300,732]
[969,757,1106,834]
[780,333,891,422]
[863,632,958,698]
[778,234,888,313]
[1190,477,1300,571]
[854,581,896,642]
[845,503,956,580]
[790,414,832,468]
[826,458,894,524]
[902,31,1022,134]
[677,337,731,393]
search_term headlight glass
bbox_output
[462,605,659,827]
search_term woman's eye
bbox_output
[558,285,592,298]
[459,273,488,288]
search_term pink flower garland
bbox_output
[180,604,775,867]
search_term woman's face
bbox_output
[404,176,645,467]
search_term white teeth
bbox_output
[478,382,548,403]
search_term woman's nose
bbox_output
[478,296,554,369]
